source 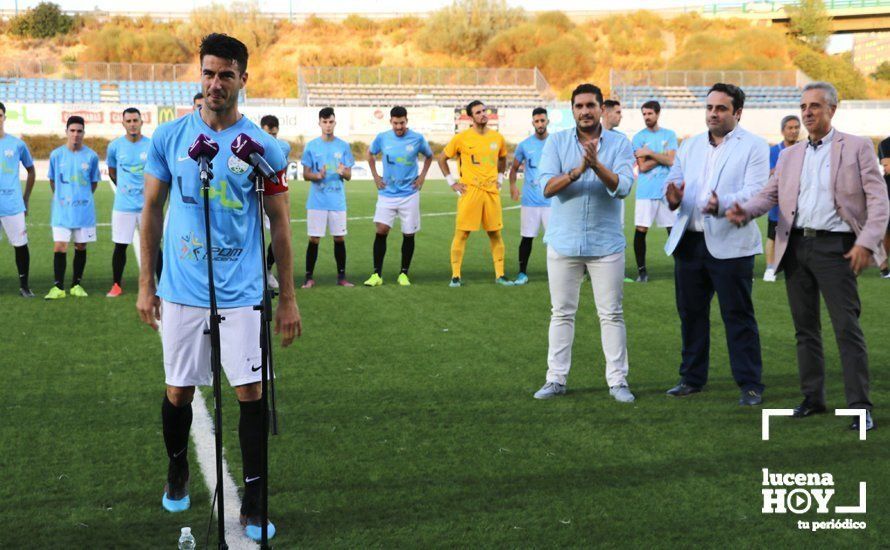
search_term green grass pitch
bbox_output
[0,180,887,548]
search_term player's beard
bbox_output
[206,90,237,114]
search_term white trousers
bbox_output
[546,246,629,387]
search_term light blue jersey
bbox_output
[47,145,100,228]
[107,135,151,213]
[277,138,291,159]
[368,129,433,198]
[632,127,678,199]
[0,134,34,217]
[514,134,550,207]
[145,111,288,308]
[301,137,355,211]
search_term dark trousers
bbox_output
[782,231,871,410]
[673,232,764,392]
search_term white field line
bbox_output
[107,181,256,549]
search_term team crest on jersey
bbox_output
[334,152,342,160]
[406,144,415,152]
[140,152,148,161]
[489,142,498,150]
[4,149,13,158]
[228,155,250,175]
[81,162,89,170]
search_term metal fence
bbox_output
[300,66,543,88]
[610,70,810,89]
[0,61,198,82]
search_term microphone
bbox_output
[231,133,277,181]
[188,133,220,182]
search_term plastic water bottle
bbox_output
[178,527,196,550]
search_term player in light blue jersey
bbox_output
[135,34,300,542]
[106,107,153,297]
[602,99,624,135]
[0,102,37,297]
[631,100,678,283]
[300,107,356,288]
[364,106,433,287]
[259,114,292,289]
[45,115,101,300]
[508,107,550,286]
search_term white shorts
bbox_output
[0,212,28,246]
[520,206,551,238]
[373,193,421,234]
[634,198,677,228]
[112,210,141,244]
[53,226,97,244]
[161,299,262,387]
[307,209,347,237]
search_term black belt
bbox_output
[791,228,854,238]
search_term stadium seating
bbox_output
[615,85,802,109]
[0,78,200,105]
[303,83,547,108]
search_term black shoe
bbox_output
[739,389,763,406]
[849,410,874,432]
[635,268,649,283]
[19,288,35,298]
[792,398,827,418]
[666,383,702,397]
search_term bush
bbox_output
[417,0,526,57]
[82,24,190,63]
[342,15,377,33]
[872,61,890,82]
[793,48,867,99]
[9,2,73,39]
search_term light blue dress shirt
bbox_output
[538,127,635,257]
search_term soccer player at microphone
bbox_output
[136,34,301,542]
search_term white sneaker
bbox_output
[610,385,636,403]
[762,268,777,282]
[533,382,566,399]
[266,270,279,290]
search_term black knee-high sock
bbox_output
[305,241,319,279]
[14,245,30,290]
[161,395,192,465]
[53,251,66,290]
[400,234,415,274]
[72,249,87,286]
[633,230,647,271]
[266,243,275,271]
[239,399,264,513]
[334,240,347,279]
[155,249,163,280]
[373,233,387,275]
[112,243,128,285]
[518,237,534,275]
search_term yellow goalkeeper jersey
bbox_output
[443,128,507,192]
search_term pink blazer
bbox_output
[740,130,889,269]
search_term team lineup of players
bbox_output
[0,96,704,297]
[3,32,888,544]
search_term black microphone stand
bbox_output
[199,159,229,550]
[249,169,279,549]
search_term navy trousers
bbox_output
[673,231,764,392]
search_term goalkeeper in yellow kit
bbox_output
[438,100,514,287]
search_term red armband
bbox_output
[263,169,289,196]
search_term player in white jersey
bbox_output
[0,102,36,297]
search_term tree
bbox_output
[872,61,890,82]
[9,2,73,39]
[787,0,832,52]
